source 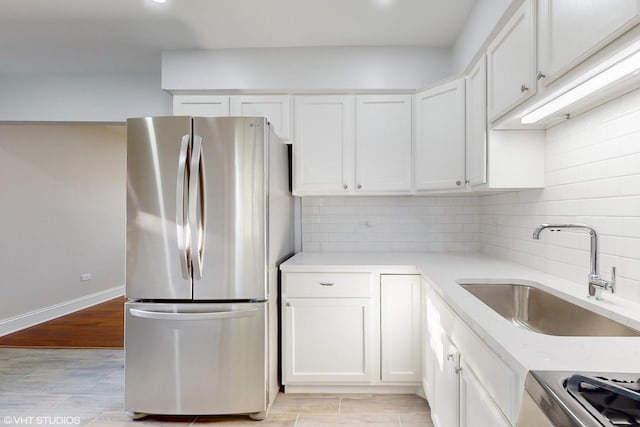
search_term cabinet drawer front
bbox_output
[284,272,372,297]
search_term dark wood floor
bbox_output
[0,297,126,348]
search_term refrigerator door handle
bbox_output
[129,308,259,321]
[189,135,205,279]
[176,134,191,280]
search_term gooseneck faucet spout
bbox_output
[532,224,615,299]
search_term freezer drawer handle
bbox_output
[129,308,259,321]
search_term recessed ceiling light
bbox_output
[372,0,396,7]
[151,0,166,3]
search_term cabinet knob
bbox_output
[357,184,362,189]
[536,71,546,80]
[343,184,348,190]
[520,84,529,93]
[456,180,462,186]
[286,301,291,307]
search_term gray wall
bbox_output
[0,124,126,321]
[162,47,453,91]
[0,73,171,122]
[450,0,512,73]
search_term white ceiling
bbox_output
[0,0,476,74]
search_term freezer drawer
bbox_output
[125,302,266,415]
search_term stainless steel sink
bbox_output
[458,282,640,337]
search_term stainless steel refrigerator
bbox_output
[124,116,294,418]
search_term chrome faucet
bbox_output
[532,224,616,299]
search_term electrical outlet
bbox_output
[80,273,92,282]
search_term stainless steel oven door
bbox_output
[125,302,266,415]
[516,389,559,427]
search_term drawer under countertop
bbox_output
[283,272,372,298]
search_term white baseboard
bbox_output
[0,286,125,337]
[283,384,423,394]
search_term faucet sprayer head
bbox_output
[532,224,550,240]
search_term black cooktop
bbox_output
[566,374,640,426]
[526,371,640,427]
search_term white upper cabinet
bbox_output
[292,94,412,196]
[293,95,354,195]
[355,95,412,194]
[465,57,487,187]
[537,0,640,86]
[230,95,291,141]
[487,0,536,122]
[173,95,230,116]
[414,79,466,192]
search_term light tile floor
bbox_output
[0,349,433,426]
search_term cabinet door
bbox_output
[380,275,421,383]
[430,334,460,427]
[538,0,640,85]
[282,298,372,383]
[293,95,354,195]
[422,278,432,399]
[459,359,511,427]
[355,95,412,193]
[414,79,466,191]
[173,95,230,116]
[230,95,290,141]
[465,57,487,187]
[487,0,536,122]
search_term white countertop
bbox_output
[281,252,640,378]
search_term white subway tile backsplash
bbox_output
[481,88,640,303]
[301,196,481,253]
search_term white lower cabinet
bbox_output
[282,271,422,390]
[424,283,516,427]
[459,358,512,427]
[380,275,421,382]
[428,333,460,427]
[283,297,372,383]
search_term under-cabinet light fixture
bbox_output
[521,39,640,124]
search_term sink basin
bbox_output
[458,282,640,337]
